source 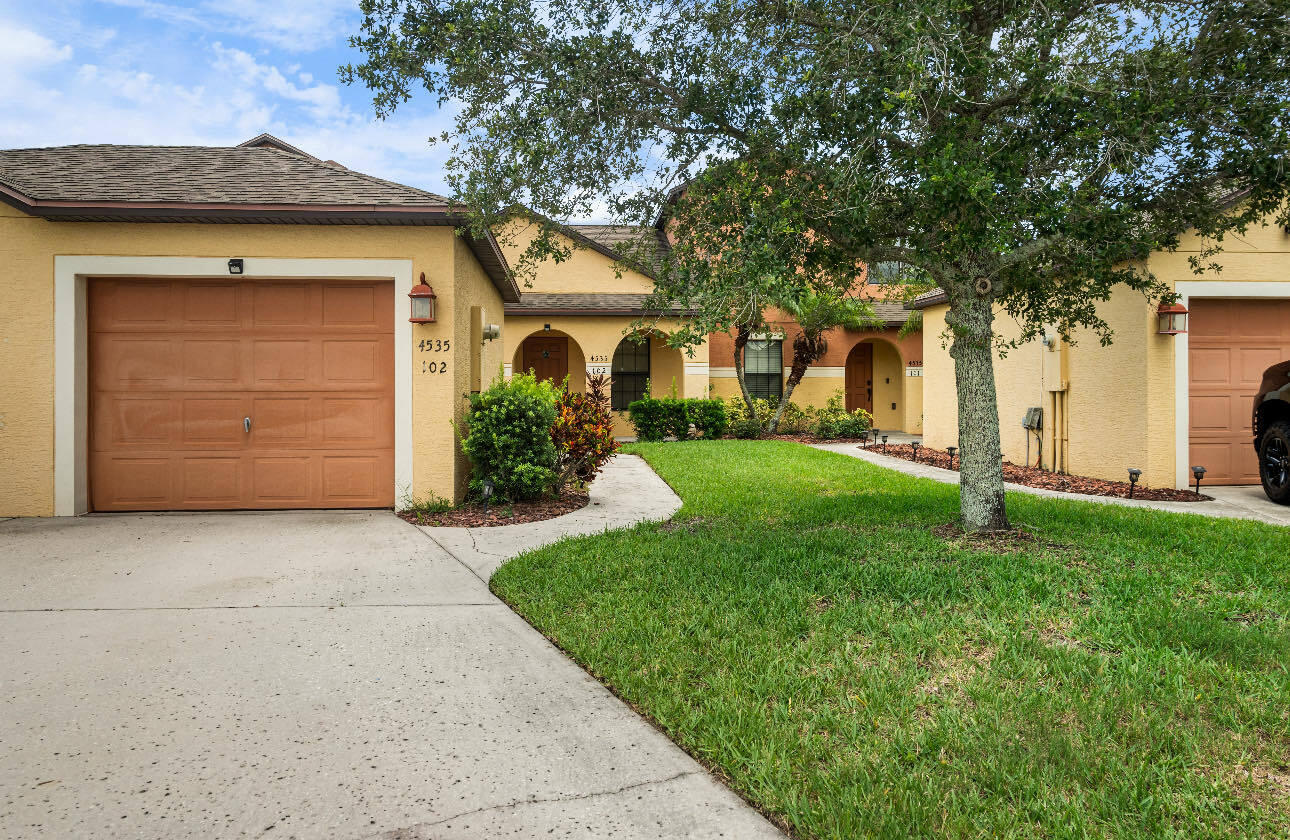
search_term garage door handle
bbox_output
[244,417,251,433]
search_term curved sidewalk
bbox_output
[419,453,682,579]
[813,442,1290,527]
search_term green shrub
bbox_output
[731,417,764,439]
[686,399,729,439]
[725,395,777,428]
[774,400,814,435]
[627,396,669,441]
[811,391,873,439]
[629,396,729,440]
[460,372,558,501]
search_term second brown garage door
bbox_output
[1188,298,1290,485]
[90,278,394,511]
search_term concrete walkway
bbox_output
[0,458,781,839]
[814,442,1290,527]
[421,454,681,578]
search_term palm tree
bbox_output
[766,293,879,433]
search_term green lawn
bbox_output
[490,441,1290,839]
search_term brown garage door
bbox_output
[1189,298,1290,485]
[90,278,394,511]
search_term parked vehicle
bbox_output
[1254,360,1290,504]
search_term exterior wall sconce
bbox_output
[228,258,244,275]
[1127,468,1141,498]
[1157,301,1188,335]
[482,324,501,341]
[408,272,437,323]
[543,323,551,332]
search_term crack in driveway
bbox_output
[362,770,703,838]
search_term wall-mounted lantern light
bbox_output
[228,258,244,275]
[1157,301,1188,335]
[408,272,437,323]
[543,323,551,332]
[482,324,501,341]
[1127,468,1142,498]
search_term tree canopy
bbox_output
[347,0,1290,530]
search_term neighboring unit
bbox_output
[912,218,1290,491]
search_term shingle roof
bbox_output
[504,293,687,316]
[563,224,669,277]
[866,301,921,324]
[907,288,949,310]
[0,138,519,301]
[0,144,450,206]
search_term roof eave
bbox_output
[0,184,520,302]
[907,291,949,310]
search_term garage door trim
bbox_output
[55,256,413,515]
[1174,280,1290,490]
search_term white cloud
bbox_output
[0,20,73,66]
[96,0,359,52]
[211,43,344,120]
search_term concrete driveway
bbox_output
[0,510,782,839]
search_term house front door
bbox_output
[845,343,873,414]
[522,336,569,385]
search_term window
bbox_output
[611,337,650,410]
[744,338,783,401]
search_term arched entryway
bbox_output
[844,343,873,413]
[514,330,585,392]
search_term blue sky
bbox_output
[0,0,460,196]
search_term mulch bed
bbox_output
[398,489,590,527]
[765,433,871,444]
[868,443,1212,502]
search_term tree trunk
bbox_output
[769,334,819,433]
[732,325,759,423]
[947,289,1010,532]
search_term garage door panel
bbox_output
[183,339,244,385]
[1189,394,1231,431]
[253,339,312,385]
[181,457,242,504]
[182,398,247,445]
[90,278,393,511]
[252,397,313,444]
[96,396,174,446]
[252,456,314,503]
[95,337,177,388]
[1190,347,1231,384]
[183,283,240,325]
[253,284,312,326]
[92,455,172,508]
[1189,298,1290,485]
[322,455,382,503]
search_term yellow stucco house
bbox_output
[0,133,926,517]
[0,134,515,516]
[500,217,927,437]
[912,221,1290,490]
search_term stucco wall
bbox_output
[707,323,924,432]
[918,217,1290,489]
[498,221,656,294]
[0,204,501,515]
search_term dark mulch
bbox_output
[764,433,870,444]
[932,522,1066,553]
[398,490,590,527]
[870,443,1212,502]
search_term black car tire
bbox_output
[1259,420,1290,505]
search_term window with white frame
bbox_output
[744,338,783,401]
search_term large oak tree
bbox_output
[346,0,1290,531]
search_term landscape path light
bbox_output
[1191,465,1206,497]
[946,446,957,470]
[1127,468,1142,499]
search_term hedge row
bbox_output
[626,397,729,441]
